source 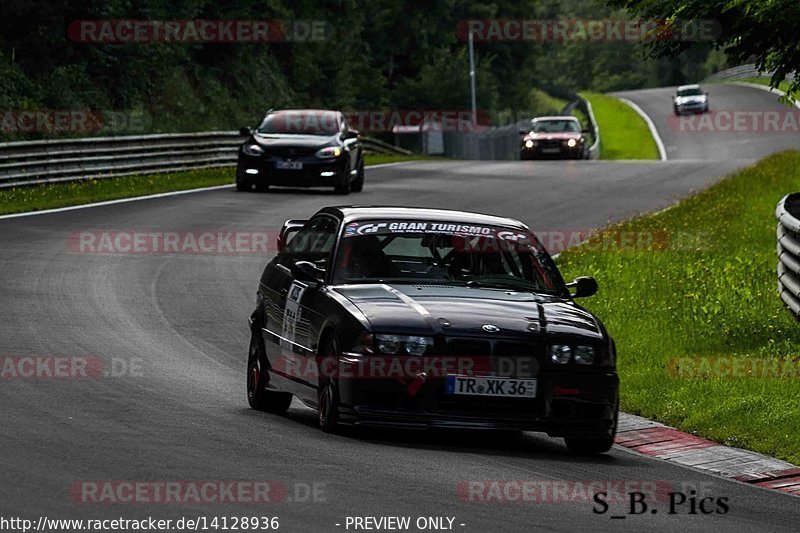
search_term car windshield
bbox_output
[677,88,703,96]
[531,120,581,133]
[256,111,340,135]
[333,221,564,294]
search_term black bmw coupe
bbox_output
[237,109,364,194]
[247,206,619,453]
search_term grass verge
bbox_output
[0,154,428,216]
[581,92,660,160]
[558,150,800,464]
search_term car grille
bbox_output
[263,146,318,158]
[537,139,563,149]
[443,337,541,378]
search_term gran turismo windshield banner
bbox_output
[343,220,533,244]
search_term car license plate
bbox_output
[541,147,560,154]
[446,375,536,398]
[276,161,303,170]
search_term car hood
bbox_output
[251,133,337,149]
[332,283,603,341]
[525,131,582,141]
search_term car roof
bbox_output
[318,206,529,230]
[676,84,701,91]
[532,116,579,122]
[264,109,341,119]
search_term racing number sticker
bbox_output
[281,281,307,349]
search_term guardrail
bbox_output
[704,64,797,83]
[437,93,602,161]
[0,132,411,188]
[576,96,600,159]
[776,193,800,315]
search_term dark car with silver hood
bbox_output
[237,109,364,194]
[246,206,619,453]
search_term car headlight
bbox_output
[524,140,534,148]
[316,146,342,158]
[550,345,573,364]
[574,346,595,365]
[566,139,577,147]
[550,345,595,364]
[376,334,432,356]
[243,143,264,156]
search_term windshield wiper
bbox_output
[464,279,540,292]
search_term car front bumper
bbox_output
[336,367,619,438]
[675,103,708,114]
[237,153,349,187]
[521,144,585,160]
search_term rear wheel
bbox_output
[318,337,341,432]
[247,332,292,412]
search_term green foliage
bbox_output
[607,0,800,99]
[0,0,727,140]
[559,151,800,463]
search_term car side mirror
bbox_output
[519,129,530,135]
[291,261,325,283]
[581,128,591,134]
[568,276,598,298]
[344,130,359,140]
[239,127,252,136]
[277,219,307,252]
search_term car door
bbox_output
[261,215,339,399]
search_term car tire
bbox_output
[564,399,618,454]
[334,175,351,195]
[564,435,614,454]
[351,160,364,192]
[318,337,341,433]
[247,332,292,413]
[236,180,251,192]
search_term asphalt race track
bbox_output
[615,83,800,161]
[2,84,800,532]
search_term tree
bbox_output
[606,0,800,98]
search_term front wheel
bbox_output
[564,396,618,454]
[334,173,351,195]
[351,160,364,192]
[564,435,615,454]
[318,337,341,432]
[247,333,292,412]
